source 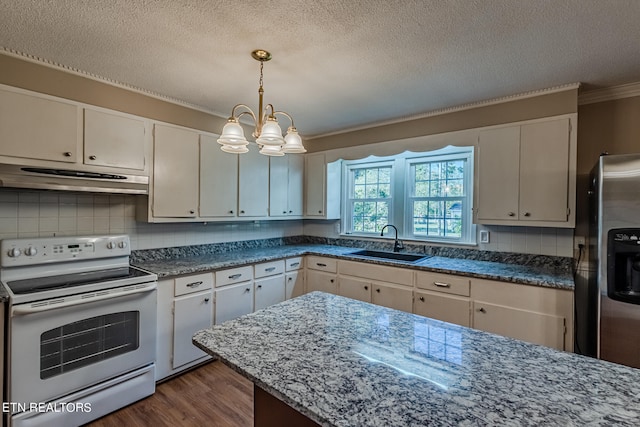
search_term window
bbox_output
[342,147,474,244]
[345,162,393,234]
[407,153,472,241]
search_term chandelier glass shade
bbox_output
[218,50,306,156]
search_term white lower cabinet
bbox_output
[371,282,413,312]
[254,260,286,311]
[172,290,213,369]
[156,273,214,381]
[338,276,371,303]
[285,257,305,299]
[414,290,471,327]
[215,282,254,324]
[306,269,338,294]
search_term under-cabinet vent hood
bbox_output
[0,163,148,194]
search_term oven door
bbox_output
[9,282,157,405]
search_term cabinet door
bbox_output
[153,124,199,217]
[338,276,372,303]
[472,301,565,350]
[476,126,520,221]
[84,109,146,170]
[306,270,337,294]
[414,290,471,327]
[172,291,213,369]
[305,153,326,216]
[215,282,254,324]
[372,282,413,313]
[288,154,304,216]
[200,134,238,217]
[519,118,570,222]
[285,271,305,299]
[254,275,286,311]
[269,155,289,217]
[0,88,79,163]
[238,148,269,217]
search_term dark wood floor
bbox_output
[86,361,253,427]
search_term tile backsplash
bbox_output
[0,189,303,250]
[0,188,573,257]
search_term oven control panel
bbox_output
[0,235,131,267]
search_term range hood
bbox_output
[0,163,148,194]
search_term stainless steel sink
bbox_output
[348,249,430,263]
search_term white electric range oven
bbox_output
[0,235,157,427]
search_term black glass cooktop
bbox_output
[6,267,153,295]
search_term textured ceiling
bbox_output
[1,0,639,138]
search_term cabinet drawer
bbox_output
[215,265,253,287]
[174,273,214,297]
[255,260,285,279]
[286,257,304,271]
[306,256,337,273]
[415,271,470,297]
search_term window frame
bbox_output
[404,150,474,244]
[342,158,395,236]
[341,147,476,245]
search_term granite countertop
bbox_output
[194,292,640,427]
[132,243,574,290]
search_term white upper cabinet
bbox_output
[238,148,269,217]
[304,153,341,219]
[474,115,575,227]
[0,86,150,174]
[269,154,304,217]
[84,109,147,171]
[200,134,238,218]
[151,124,199,218]
[0,87,81,163]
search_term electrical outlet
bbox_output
[480,230,490,244]
[574,236,585,249]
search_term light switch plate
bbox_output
[480,230,490,244]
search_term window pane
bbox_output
[365,184,378,198]
[379,168,391,183]
[365,169,378,184]
[379,184,391,198]
[354,184,366,198]
[415,182,428,197]
[354,169,365,184]
[446,179,464,196]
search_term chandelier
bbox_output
[217,49,306,156]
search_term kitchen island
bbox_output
[194,292,640,426]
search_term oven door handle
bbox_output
[12,282,158,315]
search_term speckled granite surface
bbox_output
[194,292,640,427]
[132,239,574,289]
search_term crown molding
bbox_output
[578,82,640,105]
[0,47,228,118]
[307,83,581,140]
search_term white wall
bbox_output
[0,189,303,250]
[303,220,574,257]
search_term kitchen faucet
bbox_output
[380,224,404,252]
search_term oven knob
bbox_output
[7,248,21,257]
[118,241,127,249]
[25,247,37,256]
[107,242,116,249]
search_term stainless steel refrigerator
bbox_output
[586,153,640,368]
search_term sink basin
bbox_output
[348,249,430,263]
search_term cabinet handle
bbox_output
[229,210,234,214]
[289,210,293,213]
[63,151,72,157]
[244,288,251,293]
[257,284,262,289]
[240,210,245,214]
[316,263,327,267]
[477,307,486,313]
[434,282,451,288]
[89,155,97,160]
[189,209,195,214]
[288,277,293,282]
[376,288,380,293]
[204,298,210,303]
[265,267,276,272]
[524,212,531,217]
[419,296,425,302]
[283,211,287,214]
[318,210,322,214]
[364,285,369,290]
[186,281,203,288]
[290,262,300,267]
[508,212,515,217]
[330,279,334,283]
[229,273,242,280]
